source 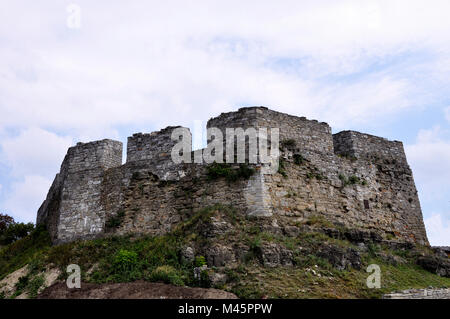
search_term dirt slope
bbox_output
[38,281,238,299]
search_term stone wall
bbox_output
[208,107,333,156]
[37,107,429,246]
[264,151,428,244]
[383,288,450,299]
[333,130,407,163]
[101,162,251,237]
[37,140,123,243]
[126,126,191,181]
[208,107,427,244]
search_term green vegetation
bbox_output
[13,273,45,299]
[0,225,51,280]
[305,215,334,228]
[194,256,207,267]
[1,204,449,299]
[339,174,367,187]
[278,159,287,177]
[113,249,139,273]
[281,139,297,148]
[230,259,450,299]
[0,213,35,246]
[148,265,184,286]
[206,163,255,182]
[293,154,305,165]
[227,231,450,299]
[106,210,126,229]
[306,171,325,181]
[0,205,241,297]
[338,154,358,162]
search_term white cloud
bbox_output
[405,126,450,202]
[0,128,72,223]
[424,214,450,246]
[0,0,450,226]
[0,0,449,134]
[406,127,450,246]
[2,175,52,223]
[445,107,450,123]
[0,127,73,178]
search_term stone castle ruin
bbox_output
[37,107,429,246]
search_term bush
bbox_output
[199,269,211,288]
[339,174,366,187]
[0,213,35,245]
[13,273,45,299]
[106,210,125,229]
[194,256,207,267]
[236,164,255,180]
[278,159,287,177]
[307,171,325,180]
[206,162,255,182]
[149,265,184,286]
[106,249,143,282]
[27,275,45,299]
[113,249,139,273]
[0,213,15,231]
[0,225,51,280]
[281,139,296,148]
[144,235,180,267]
[348,175,360,184]
[367,243,380,258]
[293,154,305,165]
[206,163,234,180]
[15,275,30,291]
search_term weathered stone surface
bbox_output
[417,256,450,277]
[36,107,429,247]
[432,246,450,259]
[322,227,383,244]
[383,288,450,299]
[208,272,228,286]
[206,244,235,267]
[37,139,123,243]
[283,226,301,237]
[318,244,362,270]
[127,126,189,181]
[257,243,293,268]
[377,252,407,266]
[181,246,195,263]
[199,217,232,238]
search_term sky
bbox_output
[0,0,449,245]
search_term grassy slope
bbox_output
[232,261,450,299]
[1,205,449,299]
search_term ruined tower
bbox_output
[37,107,429,246]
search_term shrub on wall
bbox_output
[105,210,125,229]
[206,163,255,182]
